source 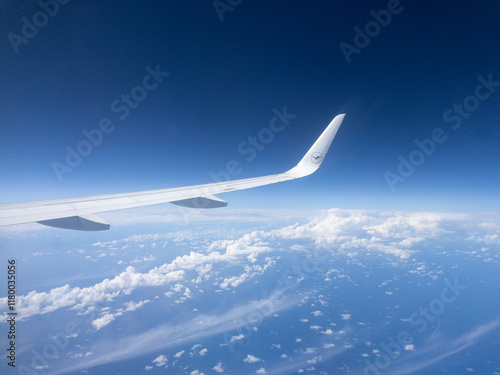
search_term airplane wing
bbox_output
[0,114,345,231]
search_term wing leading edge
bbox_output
[0,114,345,230]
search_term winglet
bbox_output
[286,114,345,178]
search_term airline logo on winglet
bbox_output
[311,152,323,164]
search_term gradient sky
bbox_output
[1,1,499,213]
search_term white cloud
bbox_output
[0,267,183,323]
[174,350,184,358]
[340,313,351,320]
[221,274,250,289]
[152,354,167,367]
[256,368,266,374]
[230,334,245,342]
[124,299,151,312]
[364,212,455,238]
[92,312,118,330]
[130,255,157,264]
[213,362,224,373]
[91,299,151,330]
[243,354,261,363]
[271,209,467,260]
[469,233,500,245]
[183,288,193,299]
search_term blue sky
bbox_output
[0,1,499,213]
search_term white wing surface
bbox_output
[0,114,345,230]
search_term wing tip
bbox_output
[286,113,345,178]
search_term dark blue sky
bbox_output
[1,1,499,212]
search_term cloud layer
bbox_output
[0,209,494,325]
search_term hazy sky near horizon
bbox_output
[1,1,499,213]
